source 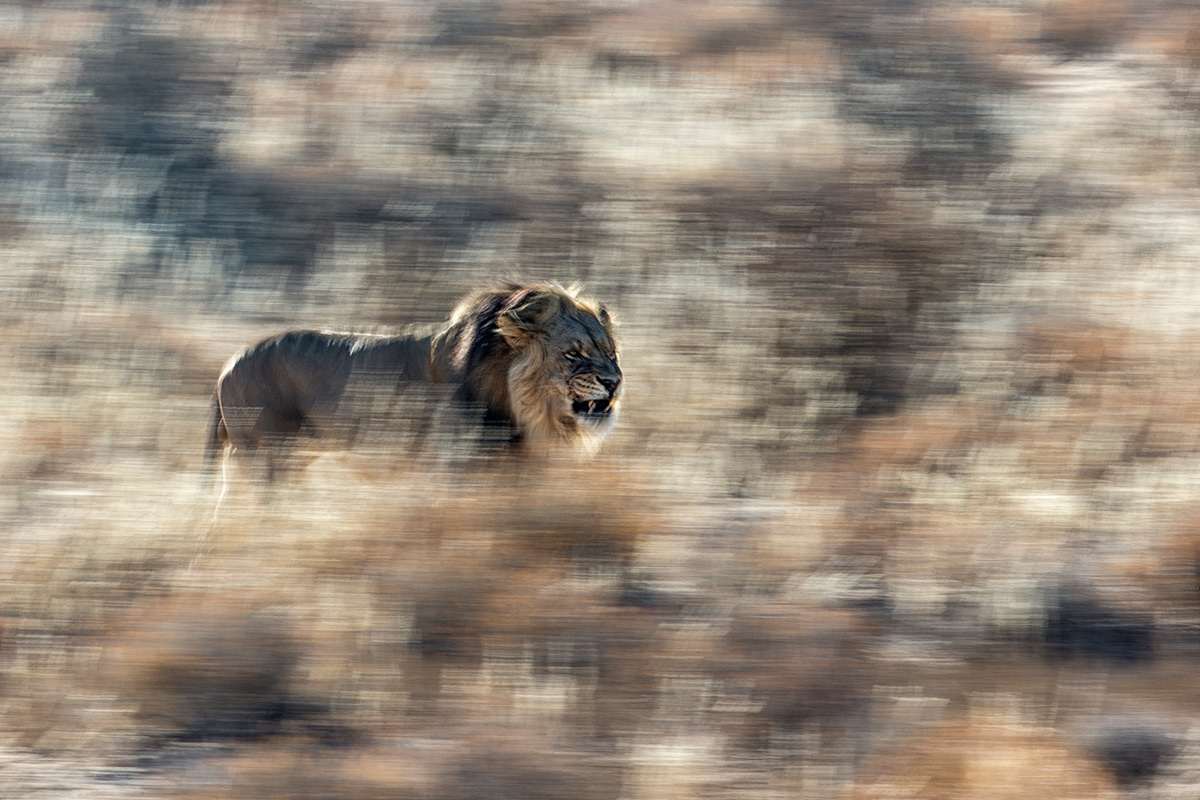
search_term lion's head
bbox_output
[437,282,622,452]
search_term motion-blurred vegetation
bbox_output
[3,0,1200,796]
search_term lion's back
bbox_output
[219,331,357,411]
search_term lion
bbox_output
[203,282,621,485]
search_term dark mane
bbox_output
[455,283,539,374]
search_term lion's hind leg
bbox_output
[218,411,304,499]
[201,395,227,490]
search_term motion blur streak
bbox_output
[0,1,1197,797]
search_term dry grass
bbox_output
[846,714,1122,800]
[3,0,1200,796]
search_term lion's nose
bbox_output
[599,375,621,396]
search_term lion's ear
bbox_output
[598,304,615,331]
[497,290,561,345]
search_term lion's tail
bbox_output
[201,394,227,488]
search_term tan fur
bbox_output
[204,282,621,482]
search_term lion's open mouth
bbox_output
[573,397,614,417]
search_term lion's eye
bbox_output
[565,349,584,362]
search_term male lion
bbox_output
[203,282,621,484]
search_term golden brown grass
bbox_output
[5,1,1200,797]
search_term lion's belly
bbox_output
[303,367,441,453]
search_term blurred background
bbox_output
[3,0,1200,796]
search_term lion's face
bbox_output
[559,315,622,436]
[496,287,622,450]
